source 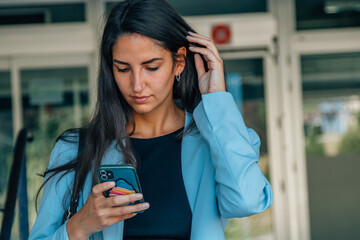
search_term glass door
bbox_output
[20,66,90,230]
[222,54,276,240]
[301,52,360,240]
[0,52,94,239]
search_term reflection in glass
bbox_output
[0,3,86,25]
[106,0,267,17]
[223,58,273,239]
[296,0,360,30]
[302,53,360,157]
[304,96,360,156]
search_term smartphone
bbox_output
[97,164,145,213]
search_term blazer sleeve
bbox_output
[193,91,273,219]
[29,139,78,240]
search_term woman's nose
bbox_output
[131,72,145,93]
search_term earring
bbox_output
[176,73,181,82]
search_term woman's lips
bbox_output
[132,96,150,103]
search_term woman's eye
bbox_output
[117,68,129,72]
[147,67,159,71]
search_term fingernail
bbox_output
[135,193,143,199]
[142,203,150,208]
[108,181,115,187]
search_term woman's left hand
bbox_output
[186,31,226,94]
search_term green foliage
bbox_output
[338,111,360,155]
[306,142,325,156]
[338,128,360,155]
[224,209,273,239]
[305,125,325,156]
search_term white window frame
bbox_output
[1,54,95,139]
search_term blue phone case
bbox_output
[97,164,145,213]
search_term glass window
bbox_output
[223,58,273,239]
[106,0,267,17]
[302,52,360,239]
[296,0,360,30]
[0,3,86,25]
[224,58,267,155]
[21,67,90,232]
[0,71,13,227]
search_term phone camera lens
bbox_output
[99,170,114,180]
[99,170,108,180]
[101,174,108,180]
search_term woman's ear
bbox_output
[175,46,187,74]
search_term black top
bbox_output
[123,127,192,240]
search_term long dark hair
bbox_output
[36,0,202,215]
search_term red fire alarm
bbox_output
[211,24,231,45]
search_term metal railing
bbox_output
[0,128,33,240]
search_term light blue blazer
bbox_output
[29,91,273,240]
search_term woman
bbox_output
[29,0,273,239]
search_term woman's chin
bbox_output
[130,105,155,115]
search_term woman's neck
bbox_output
[128,101,185,139]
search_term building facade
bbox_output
[0,0,359,239]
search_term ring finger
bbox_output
[109,202,150,217]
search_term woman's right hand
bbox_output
[66,181,150,240]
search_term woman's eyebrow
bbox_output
[113,58,163,65]
[113,59,129,65]
[141,58,163,65]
